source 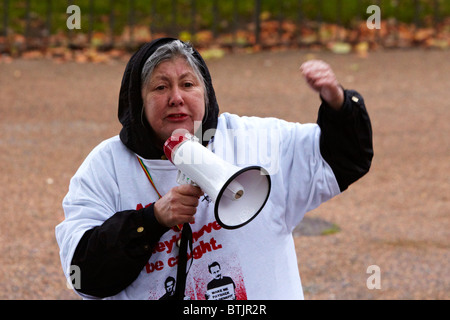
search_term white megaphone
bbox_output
[164,133,271,229]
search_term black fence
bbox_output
[0,0,449,54]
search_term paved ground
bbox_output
[0,48,448,299]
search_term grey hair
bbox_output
[141,40,209,111]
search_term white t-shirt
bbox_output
[56,112,340,300]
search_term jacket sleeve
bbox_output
[317,89,373,191]
[70,204,169,298]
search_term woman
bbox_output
[56,38,373,299]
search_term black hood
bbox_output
[118,38,219,159]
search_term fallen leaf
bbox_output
[328,41,351,54]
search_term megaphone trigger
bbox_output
[164,133,271,230]
[176,170,198,187]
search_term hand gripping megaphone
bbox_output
[164,133,271,229]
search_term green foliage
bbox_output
[320,223,341,236]
[1,0,449,36]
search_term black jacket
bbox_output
[70,38,373,298]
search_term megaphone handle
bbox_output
[176,170,198,186]
[174,170,199,232]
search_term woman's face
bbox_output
[142,57,205,147]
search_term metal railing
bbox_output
[0,0,448,53]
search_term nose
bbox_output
[168,87,184,107]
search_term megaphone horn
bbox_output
[164,133,271,229]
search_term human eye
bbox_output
[154,84,166,91]
[183,77,200,88]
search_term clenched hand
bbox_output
[154,184,204,227]
[300,60,344,110]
